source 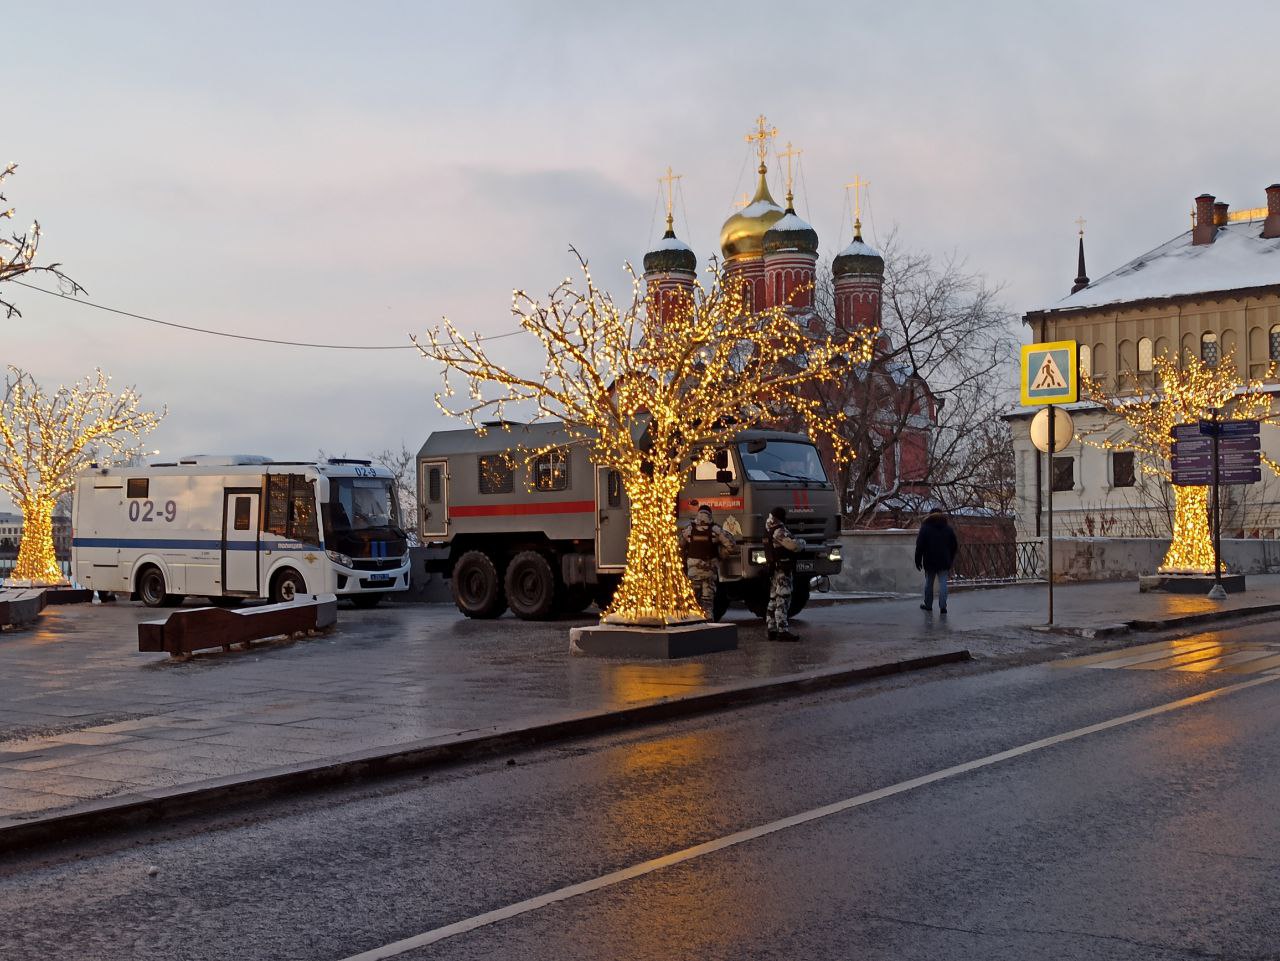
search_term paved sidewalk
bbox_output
[2,576,1279,836]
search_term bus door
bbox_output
[222,489,260,594]
[595,467,629,571]
[419,460,448,539]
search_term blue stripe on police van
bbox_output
[72,537,322,552]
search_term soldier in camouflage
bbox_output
[680,504,737,619]
[764,506,805,641]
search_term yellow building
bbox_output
[1011,183,1280,540]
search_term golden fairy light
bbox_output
[1082,350,1278,573]
[0,367,163,585]
[415,252,870,625]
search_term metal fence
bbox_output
[951,540,1044,584]
[0,559,73,579]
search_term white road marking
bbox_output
[337,674,1280,961]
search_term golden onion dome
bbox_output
[719,164,785,261]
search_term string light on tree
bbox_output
[1082,350,1278,574]
[0,367,163,585]
[415,254,871,625]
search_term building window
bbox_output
[1112,451,1135,488]
[1078,344,1092,378]
[1270,324,1280,363]
[1137,337,1153,372]
[478,455,514,495]
[1051,457,1074,493]
[126,478,149,499]
[533,448,569,491]
[1201,331,1219,367]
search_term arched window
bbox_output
[1078,344,1092,377]
[1201,331,1219,367]
[1270,324,1280,363]
[1137,337,1153,372]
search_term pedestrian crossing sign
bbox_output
[1020,340,1078,406]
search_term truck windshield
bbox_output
[327,477,401,531]
[737,441,829,483]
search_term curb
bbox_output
[1029,601,1280,639]
[0,649,969,855]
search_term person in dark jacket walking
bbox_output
[914,512,958,613]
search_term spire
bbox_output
[1071,216,1090,294]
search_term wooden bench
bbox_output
[0,588,47,630]
[138,594,338,657]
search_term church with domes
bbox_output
[638,121,938,522]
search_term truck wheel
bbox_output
[505,550,557,620]
[712,584,731,622]
[136,565,169,608]
[557,585,594,616]
[788,577,811,617]
[452,550,506,619]
[270,568,306,603]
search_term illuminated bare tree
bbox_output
[0,367,163,584]
[1082,351,1277,572]
[416,253,867,625]
[0,164,83,318]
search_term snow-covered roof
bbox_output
[768,212,814,233]
[837,238,881,258]
[1032,221,1280,314]
[650,234,693,253]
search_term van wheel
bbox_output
[137,566,170,608]
[452,550,506,619]
[270,568,306,603]
[505,550,557,620]
[350,594,383,609]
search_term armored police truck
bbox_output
[72,455,410,607]
[417,423,843,621]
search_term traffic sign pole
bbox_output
[1212,409,1222,590]
[1047,403,1055,624]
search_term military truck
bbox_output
[417,422,843,620]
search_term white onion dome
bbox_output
[833,233,884,278]
[643,224,697,274]
[763,208,819,256]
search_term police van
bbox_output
[417,423,844,621]
[72,455,410,607]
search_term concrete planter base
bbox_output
[1138,573,1246,594]
[570,621,738,659]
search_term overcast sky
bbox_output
[5,0,1280,508]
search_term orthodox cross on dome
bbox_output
[845,174,870,239]
[659,165,682,232]
[779,141,802,210]
[745,115,778,169]
[1075,215,1087,237]
[733,192,752,210]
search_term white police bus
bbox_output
[71,455,410,608]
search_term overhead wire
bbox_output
[9,279,528,349]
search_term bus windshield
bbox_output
[737,441,829,483]
[327,477,401,532]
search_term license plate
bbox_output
[368,573,393,581]
[796,561,815,572]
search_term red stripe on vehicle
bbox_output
[450,500,597,517]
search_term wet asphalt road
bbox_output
[4,621,1280,961]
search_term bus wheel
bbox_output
[137,566,170,608]
[270,568,306,603]
[788,577,811,618]
[451,550,506,619]
[350,594,383,609]
[504,550,557,620]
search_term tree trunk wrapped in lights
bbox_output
[416,253,871,625]
[1083,351,1276,574]
[0,367,163,585]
